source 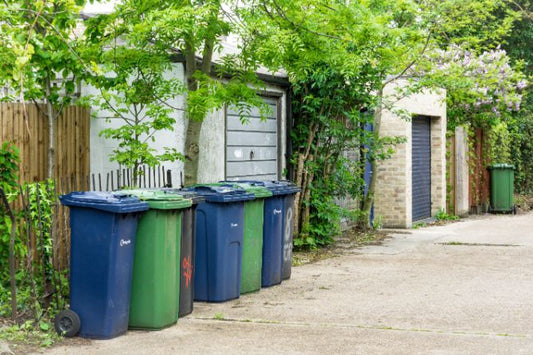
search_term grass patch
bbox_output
[412,221,427,229]
[214,313,225,320]
[0,319,61,352]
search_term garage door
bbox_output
[412,116,431,221]
[226,97,279,180]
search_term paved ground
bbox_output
[38,212,533,354]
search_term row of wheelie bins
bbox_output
[56,181,300,339]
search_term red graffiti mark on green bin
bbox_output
[183,256,193,288]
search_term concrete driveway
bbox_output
[45,212,533,354]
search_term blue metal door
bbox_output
[412,116,431,221]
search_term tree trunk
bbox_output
[359,108,382,229]
[183,38,200,186]
[293,123,318,237]
[45,78,55,179]
[183,3,220,186]
[184,120,203,185]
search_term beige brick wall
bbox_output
[374,80,446,228]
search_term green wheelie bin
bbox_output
[122,189,192,329]
[489,164,515,213]
[219,182,272,294]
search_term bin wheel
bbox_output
[54,309,81,337]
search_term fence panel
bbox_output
[469,128,490,213]
[446,135,456,215]
[0,103,91,184]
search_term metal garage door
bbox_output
[225,97,279,180]
[412,116,431,221]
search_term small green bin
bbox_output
[122,189,192,329]
[489,164,515,213]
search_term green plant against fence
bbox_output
[1,143,70,339]
[0,142,20,321]
[0,180,70,326]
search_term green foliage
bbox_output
[416,46,527,130]
[83,6,186,179]
[83,0,268,184]
[508,93,533,193]
[412,221,427,229]
[435,209,459,221]
[240,0,429,246]
[0,0,87,107]
[0,142,20,283]
[288,63,395,248]
[214,313,225,320]
[503,0,533,71]
[0,320,60,348]
[0,142,19,195]
[503,1,533,194]
[0,0,89,177]
[487,122,512,163]
[419,0,519,50]
[296,194,340,249]
[1,180,68,338]
[372,215,384,230]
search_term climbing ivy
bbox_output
[0,142,20,284]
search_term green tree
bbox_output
[0,0,88,178]
[239,0,429,238]
[82,6,186,183]
[239,0,525,240]
[415,45,527,129]
[85,0,268,185]
[502,0,533,193]
[417,0,520,50]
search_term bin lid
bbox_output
[228,180,301,196]
[181,184,255,203]
[141,188,205,204]
[60,191,149,213]
[218,181,273,198]
[489,164,515,170]
[119,189,192,210]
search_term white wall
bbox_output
[86,63,186,187]
[87,62,288,187]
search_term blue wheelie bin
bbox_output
[59,192,148,339]
[182,185,254,302]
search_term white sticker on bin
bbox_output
[120,239,132,247]
[230,223,239,228]
[273,209,282,215]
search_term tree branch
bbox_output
[383,30,432,87]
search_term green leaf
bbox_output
[39,321,50,331]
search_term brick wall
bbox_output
[374,80,447,228]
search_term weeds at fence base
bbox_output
[0,317,91,353]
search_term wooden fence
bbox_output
[446,127,490,215]
[469,128,490,213]
[8,166,172,274]
[446,134,457,215]
[0,103,90,183]
[1,103,178,272]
